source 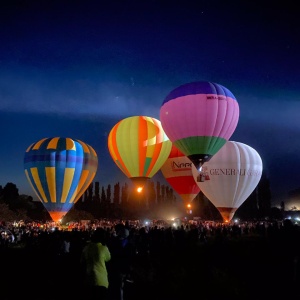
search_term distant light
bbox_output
[234,219,239,223]
[137,187,143,193]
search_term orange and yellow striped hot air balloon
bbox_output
[24,137,98,222]
[108,116,172,189]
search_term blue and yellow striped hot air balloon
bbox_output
[24,137,98,222]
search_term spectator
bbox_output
[108,223,135,300]
[80,228,111,300]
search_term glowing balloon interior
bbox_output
[160,81,239,170]
[24,137,98,222]
[108,116,172,189]
[192,141,263,222]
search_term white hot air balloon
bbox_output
[192,141,263,222]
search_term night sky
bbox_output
[1,0,299,206]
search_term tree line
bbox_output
[0,171,284,223]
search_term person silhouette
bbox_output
[80,228,111,300]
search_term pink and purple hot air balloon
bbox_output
[160,81,239,171]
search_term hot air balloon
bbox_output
[192,141,263,222]
[24,137,98,222]
[160,144,200,207]
[107,116,172,189]
[160,81,239,171]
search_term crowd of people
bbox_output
[1,218,300,300]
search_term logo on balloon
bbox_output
[196,166,210,182]
[171,160,192,172]
[209,168,262,177]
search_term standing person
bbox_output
[80,227,111,300]
[108,223,136,300]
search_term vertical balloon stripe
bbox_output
[77,139,90,153]
[146,138,161,176]
[139,117,148,176]
[150,133,171,176]
[30,167,48,203]
[126,118,137,175]
[61,168,75,203]
[108,122,131,177]
[47,137,60,149]
[143,157,152,176]
[153,118,164,143]
[24,170,43,203]
[123,120,137,176]
[89,146,97,156]
[221,100,239,138]
[46,167,56,203]
[49,151,56,167]
[85,156,98,169]
[32,138,48,150]
[72,170,91,203]
[108,124,119,160]
[144,118,159,176]
[65,138,75,150]
[25,143,34,152]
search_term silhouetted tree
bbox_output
[106,184,111,204]
[269,206,284,220]
[2,182,21,212]
[94,181,100,202]
[63,207,95,223]
[257,171,272,218]
[100,187,106,204]
[121,182,129,205]
[113,182,120,204]
[161,184,166,203]
[156,181,161,204]
[148,181,156,209]
[0,202,17,221]
[87,182,93,202]
[236,187,260,220]
[280,201,285,212]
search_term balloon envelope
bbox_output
[192,141,263,222]
[160,81,239,170]
[160,144,200,206]
[108,116,172,188]
[24,137,98,222]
